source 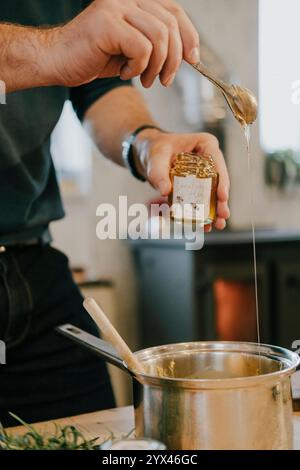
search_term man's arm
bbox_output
[0,24,57,93]
[0,0,200,93]
[83,85,157,166]
[84,86,230,231]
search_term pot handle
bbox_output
[56,324,131,376]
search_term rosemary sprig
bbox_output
[0,413,104,450]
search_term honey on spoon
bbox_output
[192,61,258,127]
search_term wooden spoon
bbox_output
[83,297,145,375]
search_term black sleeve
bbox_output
[69,77,132,121]
[70,2,132,121]
[82,0,93,8]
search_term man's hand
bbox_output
[50,0,200,89]
[84,86,230,232]
[135,130,230,230]
[1,0,199,93]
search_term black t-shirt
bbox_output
[0,0,131,244]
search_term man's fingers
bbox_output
[139,131,230,231]
[214,218,227,230]
[139,0,183,86]
[97,56,127,78]
[117,22,153,80]
[106,1,200,83]
[206,218,227,232]
[146,143,173,195]
[217,201,230,220]
[195,133,230,203]
[156,0,200,63]
[159,18,183,86]
[125,9,169,87]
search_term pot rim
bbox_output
[133,341,300,389]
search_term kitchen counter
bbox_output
[130,228,300,248]
[205,229,300,246]
[8,406,300,450]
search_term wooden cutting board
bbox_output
[7,407,135,447]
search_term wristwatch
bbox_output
[122,125,163,182]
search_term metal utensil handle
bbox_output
[56,324,131,375]
[192,62,230,95]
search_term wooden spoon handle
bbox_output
[83,298,145,374]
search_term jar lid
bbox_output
[173,152,217,175]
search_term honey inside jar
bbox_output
[169,153,219,224]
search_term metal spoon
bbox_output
[192,62,258,127]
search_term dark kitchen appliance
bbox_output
[130,230,300,350]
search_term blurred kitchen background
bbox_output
[50,0,300,404]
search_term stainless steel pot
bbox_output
[58,324,300,450]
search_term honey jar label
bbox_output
[172,175,212,221]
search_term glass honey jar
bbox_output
[169,152,219,224]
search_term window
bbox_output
[51,101,92,197]
[259,0,300,153]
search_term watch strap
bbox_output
[122,125,163,182]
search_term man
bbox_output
[0,0,230,426]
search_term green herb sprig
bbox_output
[0,413,102,450]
